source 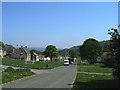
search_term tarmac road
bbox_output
[2,63,77,88]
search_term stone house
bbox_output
[0,47,6,58]
[31,52,39,61]
[11,46,31,61]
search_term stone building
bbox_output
[11,46,31,61]
[0,47,6,58]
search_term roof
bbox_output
[13,49,20,54]
[33,52,38,56]
[11,54,20,59]
[22,47,30,54]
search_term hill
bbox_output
[59,40,111,56]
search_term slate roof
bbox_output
[11,54,20,59]
[22,47,30,54]
[33,52,38,56]
[13,49,20,54]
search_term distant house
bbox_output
[0,47,6,58]
[31,52,39,61]
[57,56,63,60]
[11,46,31,61]
[46,57,51,61]
[65,55,69,60]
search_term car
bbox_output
[64,60,69,66]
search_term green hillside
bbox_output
[59,40,111,56]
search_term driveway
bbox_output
[2,63,77,88]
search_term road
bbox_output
[2,63,77,88]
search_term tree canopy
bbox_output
[80,38,103,64]
[69,49,78,58]
[0,42,5,49]
[43,45,58,61]
[30,49,39,54]
[108,28,120,80]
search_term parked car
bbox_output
[64,60,69,66]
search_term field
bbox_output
[2,58,63,69]
[77,63,113,73]
[73,73,118,89]
[73,63,118,89]
[2,67,35,84]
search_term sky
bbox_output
[2,2,118,49]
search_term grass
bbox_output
[0,69,1,84]
[77,63,113,73]
[73,73,118,89]
[2,67,35,84]
[73,62,118,89]
[2,58,63,70]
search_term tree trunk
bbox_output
[50,57,52,61]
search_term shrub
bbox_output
[14,68,31,72]
[4,67,14,72]
[102,55,116,68]
[23,68,31,72]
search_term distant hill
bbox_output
[58,45,81,56]
[99,40,111,52]
[28,47,45,52]
[59,40,111,56]
[28,47,62,52]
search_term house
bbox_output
[46,57,51,61]
[31,52,39,61]
[11,46,31,61]
[57,56,63,60]
[38,55,51,61]
[0,47,6,58]
[65,55,69,60]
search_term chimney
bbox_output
[17,44,18,49]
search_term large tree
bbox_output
[69,49,78,58]
[108,28,120,80]
[43,45,58,61]
[80,38,103,64]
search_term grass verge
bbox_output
[73,63,118,89]
[2,67,35,84]
[73,73,118,89]
[77,63,113,73]
[2,58,63,70]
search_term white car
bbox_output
[64,60,69,66]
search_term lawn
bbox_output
[2,58,63,69]
[0,68,2,85]
[77,63,113,73]
[73,73,118,89]
[2,67,35,84]
[73,63,118,89]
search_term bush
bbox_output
[4,67,14,72]
[102,55,116,68]
[113,64,120,80]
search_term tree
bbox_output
[108,28,120,80]
[43,45,58,61]
[4,44,15,57]
[80,38,103,64]
[30,49,38,54]
[69,49,78,58]
[0,42,5,49]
